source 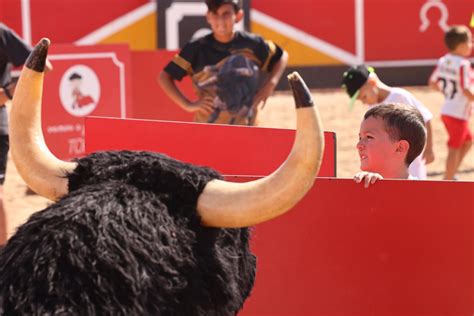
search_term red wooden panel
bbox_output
[365,0,472,61]
[237,177,473,316]
[252,0,356,54]
[29,0,149,44]
[130,50,195,122]
[84,117,336,177]
[42,44,133,161]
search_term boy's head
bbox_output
[206,0,241,13]
[342,65,380,107]
[444,25,472,57]
[357,103,426,175]
[205,0,243,41]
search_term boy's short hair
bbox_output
[444,25,471,51]
[364,103,426,166]
[206,0,241,13]
[341,65,375,107]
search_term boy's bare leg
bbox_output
[455,140,473,172]
[444,147,460,180]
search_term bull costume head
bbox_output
[1,39,324,315]
[213,55,259,124]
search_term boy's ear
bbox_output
[235,9,244,22]
[396,140,410,156]
[367,77,377,86]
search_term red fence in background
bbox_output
[130,50,194,122]
[41,46,196,161]
[84,117,336,177]
[2,0,470,64]
[252,0,471,63]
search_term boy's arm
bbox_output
[0,87,11,105]
[460,61,473,101]
[253,50,288,109]
[158,71,214,115]
[423,120,435,164]
[4,59,53,103]
[427,65,441,92]
[428,80,441,92]
[462,87,474,102]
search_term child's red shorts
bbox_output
[441,115,473,148]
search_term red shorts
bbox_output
[441,115,473,148]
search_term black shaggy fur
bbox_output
[0,151,256,315]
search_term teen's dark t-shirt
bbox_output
[164,31,283,125]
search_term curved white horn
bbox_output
[10,38,76,201]
[197,72,324,227]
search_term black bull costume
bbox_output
[0,39,324,315]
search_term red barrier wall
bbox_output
[83,116,473,315]
[238,177,473,316]
[84,117,336,177]
[2,0,469,63]
[130,50,195,122]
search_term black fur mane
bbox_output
[0,151,256,315]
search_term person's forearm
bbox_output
[158,71,191,111]
[462,88,474,102]
[428,80,440,92]
[264,50,288,88]
[0,89,9,105]
[425,121,433,151]
[0,84,14,104]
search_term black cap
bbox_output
[69,73,82,81]
[341,65,374,97]
[206,0,241,12]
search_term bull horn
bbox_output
[10,38,76,201]
[198,72,324,228]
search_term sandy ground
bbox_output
[4,86,473,239]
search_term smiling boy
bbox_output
[342,65,434,180]
[159,0,288,125]
[354,103,427,187]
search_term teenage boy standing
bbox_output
[159,0,288,125]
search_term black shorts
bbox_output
[0,135,9,185]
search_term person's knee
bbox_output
[464,140,473,150]
[447,147,460,155]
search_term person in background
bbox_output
[342,64,435,180]
[353,103,427,188]
[428,25,473,180]
[159,0,288,126]
[0,22,52,244]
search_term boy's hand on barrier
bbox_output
[354,171,383,188]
